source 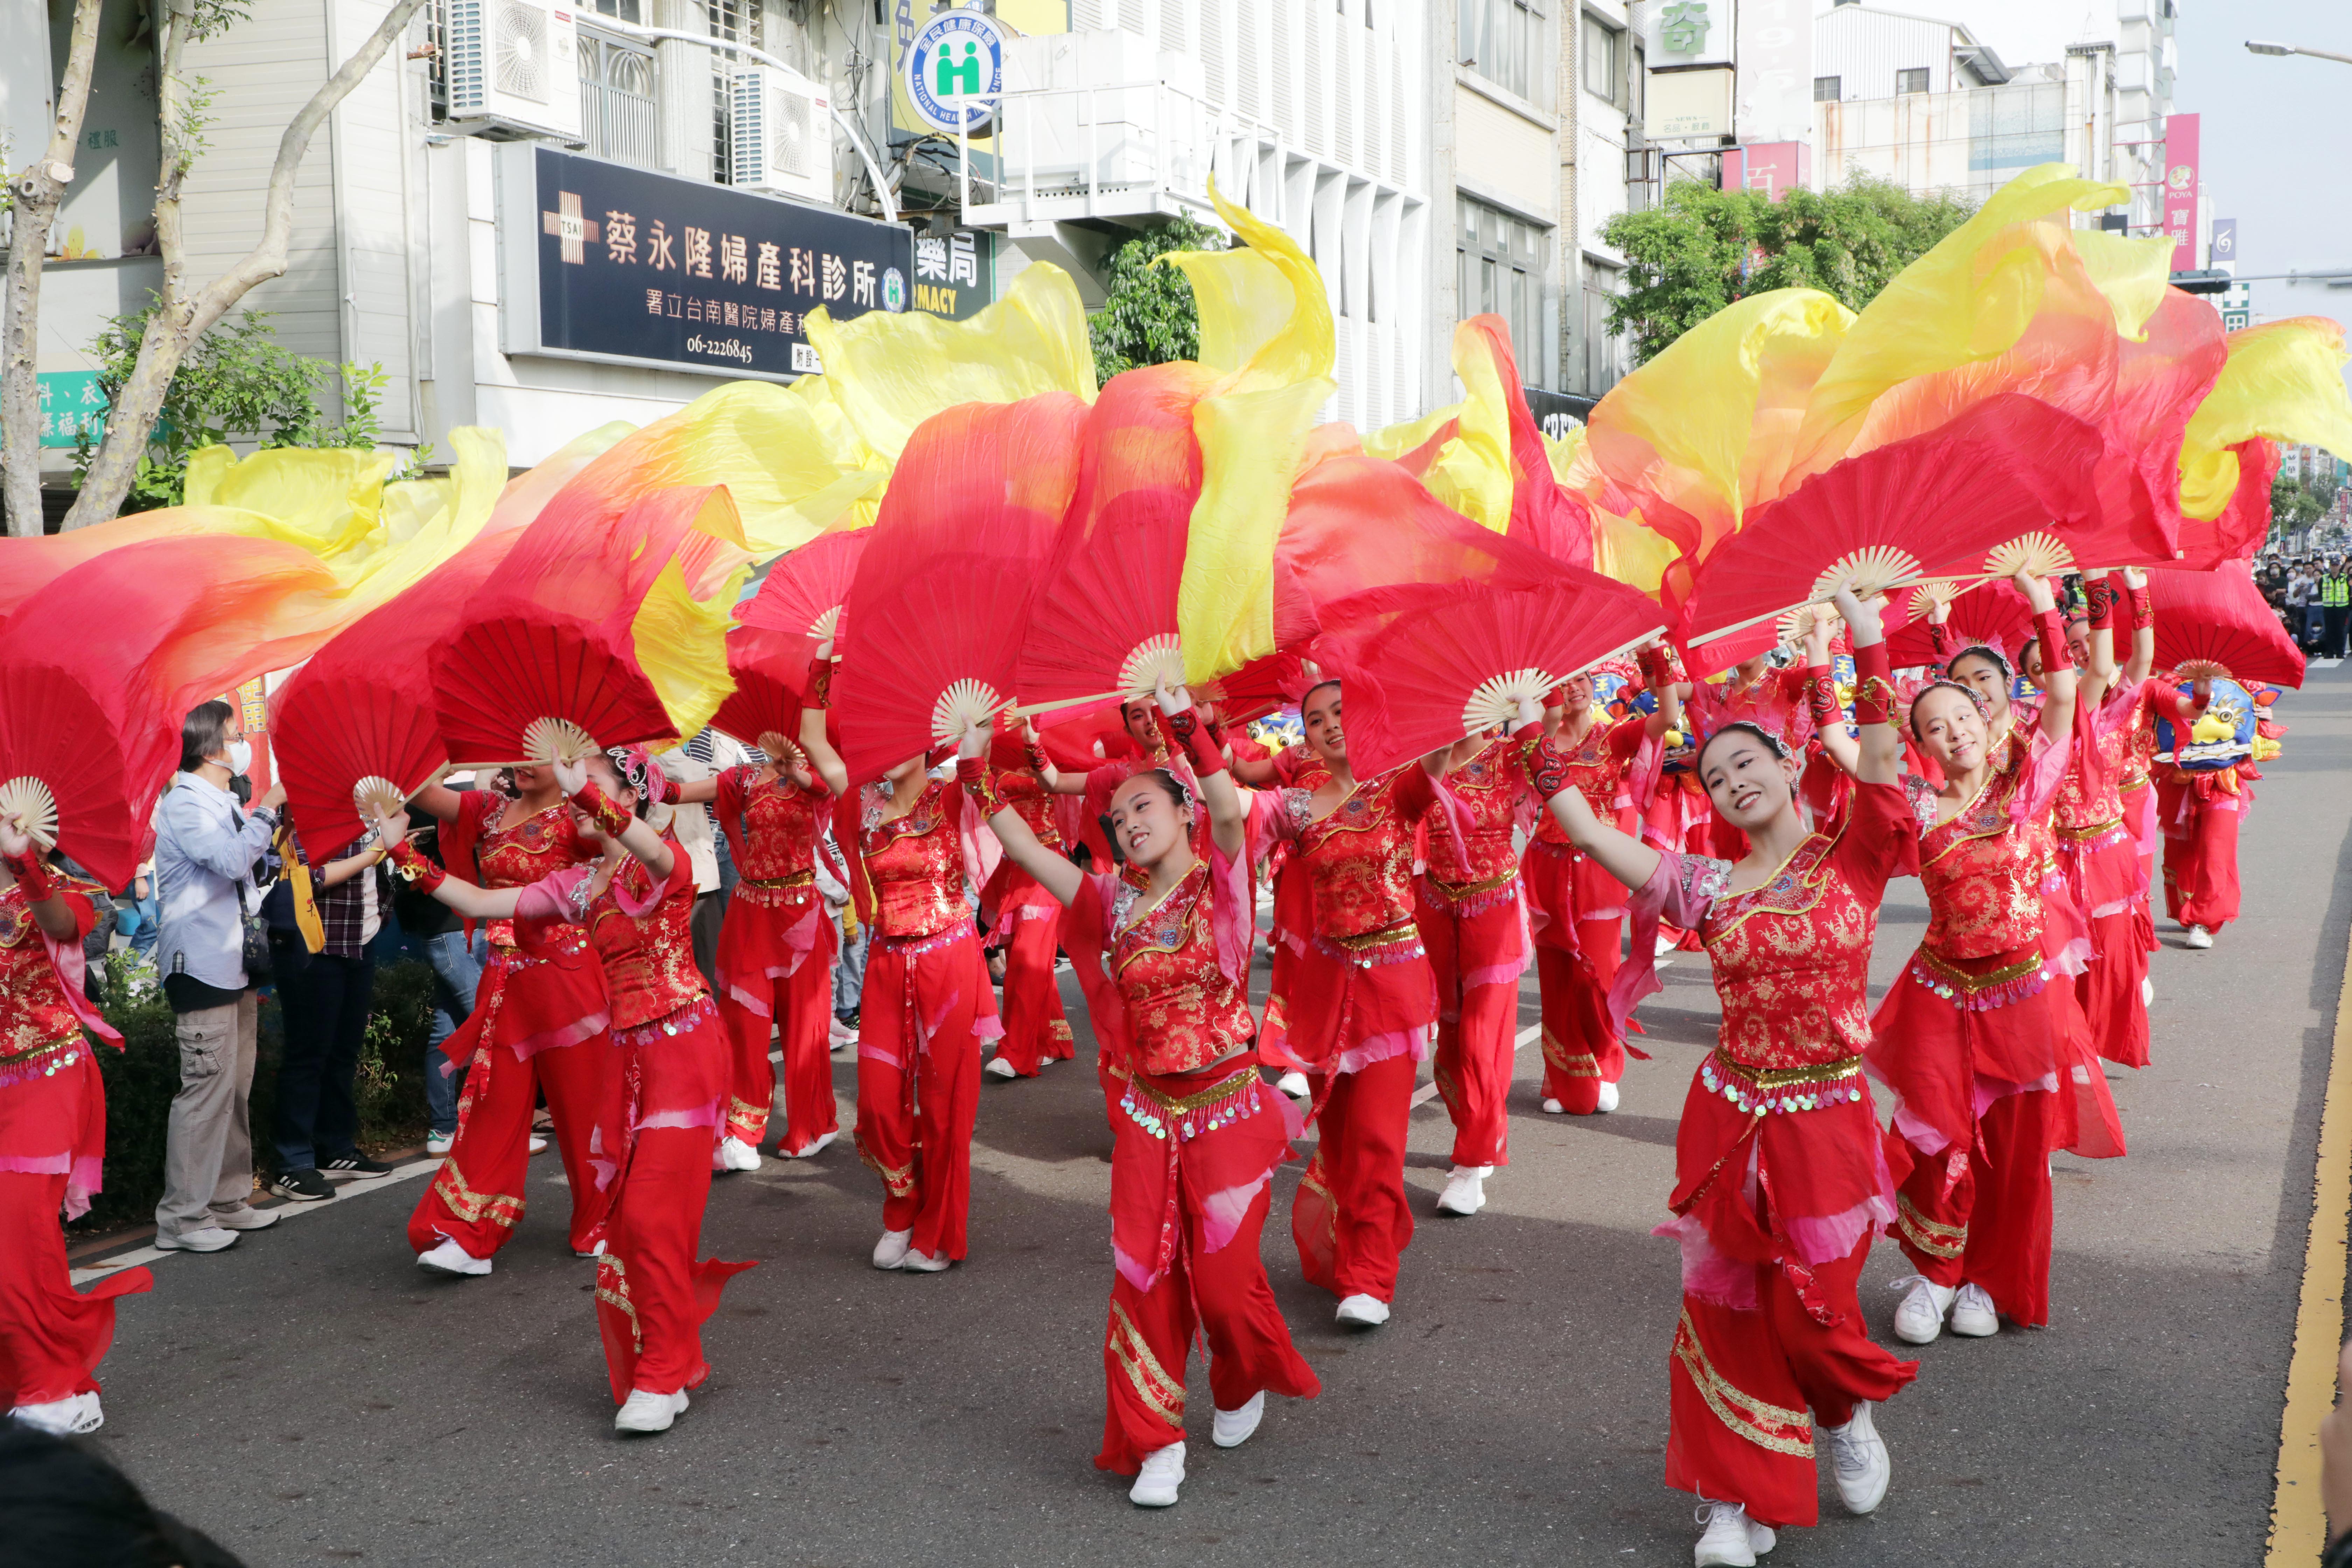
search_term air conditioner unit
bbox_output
[730,66,835,205]
[445,0,584,142]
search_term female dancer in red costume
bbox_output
[406,765,615,1273]
[1684,650,1819,858]
[959,681,1319,1509]
[668,735,839,1166]
[2153,662,2237,949]
[975,733,1075,1081]
[1521,657,1678,1117]
[1872,570,2087,1347]
[800,640,999,1272]
[1527,586,1914,1568]
[1264,679,1462,1328]
[380,748,752,1433]
[1228,718,1329,1100]
[0,822,153,1435]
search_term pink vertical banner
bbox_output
[2164,112,2201,272]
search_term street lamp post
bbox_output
[2246,40,2352,66]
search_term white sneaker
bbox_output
[900,1248,950,1273]
[1129,1441,1185,1507]
[785,1130,838,1159]
[1335,1293,1391,1328]
[8,1392,102,1435]
[212,1204,279,1232]
[1435,1166,1489,1217]
[1656,932,1680,958]
[1890,1276,1955,1345]
[426,1132,455,1155]
[1595,1080,1621,1113]
[417,1238,492,1276]
[1693,1500,1776,1566]
[2141,975,2155,1008]
[1824,1401,1890,1514]
[1540,1097,1565,1114]
[528,1133,550,1154]
[872,1228,913,1270]
[718,1136,763,1172]
[828,1015,857,1047]
[155,1226,238,1253]
[574,1238,608,1259]
[1948,1282,2000,1337]
[1212,1391,1264,1449]
[2185,924,2213,950]
[1276,1071,1311,1100]
[984,1056,1020,1080]
[614,1387,688,1434]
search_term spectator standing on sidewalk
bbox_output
[265,831,394,1201]
[2323,555,2350,659]
[393,809,482,1156]
[151,702,284,1253]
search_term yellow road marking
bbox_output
[2267,917,2352,1562]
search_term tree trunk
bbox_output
[0,0,106,538]
[61,0,432,529]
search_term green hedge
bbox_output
[75,955,444,1233]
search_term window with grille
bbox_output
[1457,196,1549,386]
[1813,74,1840,102]
[1896,66,1929,94]
[1580,12,1617,103]
[580,26,658,167]
[1461,0,1550,109]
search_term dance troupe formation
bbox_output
[0,164,2340,1562]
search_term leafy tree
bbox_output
[2272,472,2330,534]
[71,306,392,513]
[1087,217,1230,383]
[1601,175,1979,365]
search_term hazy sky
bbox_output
[1845,1,2352,371]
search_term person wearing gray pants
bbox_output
[151,702,285,1253]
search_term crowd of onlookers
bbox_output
[2259,552,2351,659]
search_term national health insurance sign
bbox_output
[499,144,934,380]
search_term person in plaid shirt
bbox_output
[266,832,396,1202]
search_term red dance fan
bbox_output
[707,622,806,754]
[830,394,1091,783]
[432,485,744,769]
[1015,363,1214,716]
[272,527,528,861]
[1320,563,1667,778]
[1885,578,2036,671]
[736,526,875,684]
[1680,394,2107,658]
[2148,561,2305,689]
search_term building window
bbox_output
[1813,74,1840,102]
[1461,0,1550,108]
[1896,66,1930,94]
[1458,196,1549,385]
[1581,13,1619,103]
[579,27,658,168]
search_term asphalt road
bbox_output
[69,663,2352,1568]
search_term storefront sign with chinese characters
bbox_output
[910,226,998,321]
[499,145,914,379]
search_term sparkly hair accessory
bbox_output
[1694,714,1795,763]
[1907,678,1993,734]
[1947,640,2013,684]
[606,745,667,806]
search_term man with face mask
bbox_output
[152,700,287,1253]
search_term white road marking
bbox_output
[72,1157,444,1286]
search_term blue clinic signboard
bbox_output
[499,144,911,380]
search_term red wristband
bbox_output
[387,839,446,894]
[2033,609,2073,675]
[806,654,834,708]
[956,755,1006,817]
[570,778,634,839]
[1025,743,1050,776]
[1163,707,1226,780]
[2129,584,2154,631]
[2086,575,2119,631]
[1805,663,1842,729]
[1928,621,1955,665]
[1521,734,1571,800]
[4,851,54,903]
[1851,642,1895,727]
[1202,713,1230,754]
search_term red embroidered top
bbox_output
[713,764,827,901]
[1269,765,1441,941]
[859,777,967,940]
[1687,665,1815,753]
[1424,735,1523,886]
[1906,731,2072,961]
[994,766,1065,852]
[1094,851,1257,1077]
[2054,685,2135,835]
[583,836,704,1031]
[457,792,597,950]
[1270,743,1330,790]
[1529,715,1644,846]
[0,876,97,1073]
[1632,783,1909,1070]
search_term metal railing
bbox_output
[951,80,1279,225]
[578,26,660,168]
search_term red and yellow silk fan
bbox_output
[431,483,751,769]
[1319,559,1667,778]
[829,394,1090,782]
[2149,562,2305,689]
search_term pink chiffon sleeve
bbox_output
[513,863,599,944]
[1606,850,1729,1038]
[1206,834,1255,990]
[2012,727,2074,821]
